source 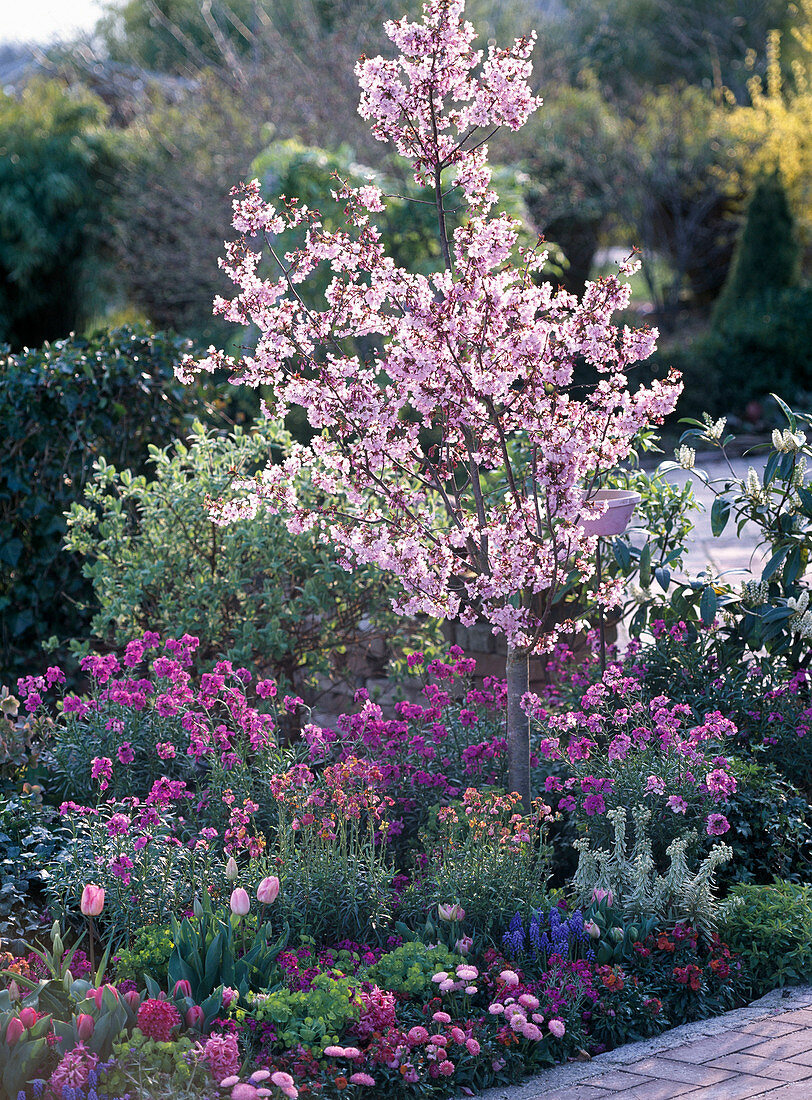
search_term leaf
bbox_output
[639,542,652,589]
[763,451,780,487]
[700,586,718,626]
[762,547,789,582]
[710,498,730,537]
[771,393,797,431]
[652,566,671,592]
[783,546,802,588]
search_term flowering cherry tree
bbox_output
[179,0,682,808]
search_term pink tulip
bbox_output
[76,1014,95,1040]
[257,876,280,905]
[591,887,613,908]
[92,984,118,1010]
[6,1018,23,1046]
[80,884,105,917]
[230,887,250,917]
[186,1005,205,1029]
[173,979,192,999]
[437,903,465,922]
[225,856,238,881]
[18,1007,37,1029]
[124,990,141,1011]
[7,981,20,1004]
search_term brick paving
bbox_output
[462,989,812,1100]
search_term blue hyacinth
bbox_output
[501,906,588,968]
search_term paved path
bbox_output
[659,457,767,579]
[464,988,812,1100]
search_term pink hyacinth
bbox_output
[201,1031,241,1084]
[48,1043,99,1099]
[137,998,180,1041]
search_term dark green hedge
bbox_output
[0,326,221,684]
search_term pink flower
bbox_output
[48,1042,99,1099]
[548,1018,566,1038]
[466,1037,480,1055]
[438,1060,455,1076]
[202,1032,241,1083]
[270,1071,298,1099]
[706,813,730,836]
[156,741,176,759]
[645,775,665,794]
[80,884,105,917]
[230,887,250,916]
[136,998,181,1041]
[499,970,519,987]
[349,1073,376,1086]
[257,876,280,904]
[438,902,465,922]
[667,795,688,815]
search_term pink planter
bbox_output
[579,488,641,537]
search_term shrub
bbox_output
[713,172,800,325]
[0,325,221,684]
[0,80,120,350]
[65,420,419,697]
[366,940,461,998]
[721,881,812,996]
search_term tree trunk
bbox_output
[506,645,531,811]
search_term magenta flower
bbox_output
[706,813,730,836]
[667,795,688,814]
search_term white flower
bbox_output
[772,428,806,454]
[675,446,695,469]
[742,467,765,505]
[741,580,768,606]
[702,414,727,442]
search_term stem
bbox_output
[88,916,96,980]
[505,645,531,811]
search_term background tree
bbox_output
[0,80,119,349]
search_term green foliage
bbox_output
[65,419,415,695]
[0,325,222,685]
[520,81,624,294]
[0,80,120,350]
[714,173,801,324]
[721,881,812,996]
[246,971,361,1055]
[0,792,67,940]
[166,904,287,1002]
[367,940,461,998]
[106,1032,203,1095]
[46,801,215,945]
[0,1004,52,1097]
[572,807,737,938]
[722,761,812,885]
[113,924,176,986]
[0,687,51,792]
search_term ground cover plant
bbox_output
[5,1,812,1098]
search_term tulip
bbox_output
[186,1005,205,1030]
[585,920,601,940]
[591,887,613,908]
[80,884,105,917]
[230,887,250,917]
[225,856,238,881]
[437,903,465,923]
[454,935,473,956]
[5,1018,23,1046]
[7,981,20,1004]
[173,979,192,1000]
[124,990,141,1012]
[257,876,280,905]
[80,884,105,977]
[76,1014,95,1040]
[93,984,118,1010]
[18,1007,37,1029]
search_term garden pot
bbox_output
[579,488,641,537]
